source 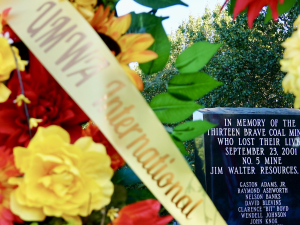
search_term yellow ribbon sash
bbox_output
[0,0,226,224]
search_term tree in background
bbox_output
[141,4,297,108]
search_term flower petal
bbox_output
[118,50,158,65]
[121,65,144,91]
[30,125,71,144]
[0,82,10,103]
[74,136,106,154]
[108,14,131,41]
[118,33,155,52]
[10,191,46,221]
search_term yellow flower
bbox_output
[0,150,22,225]
[66,2,158,90]
[0,37,28,102]
[75,0,97,6]
[0,9,25,77]
[90,5,158,91]
[9,125,114,225]
[90,4,113,32]
[0,15,3,33]
[116,33,157,65]
[0,37,27,82]
[120,64,144,91]
[71,2,158,90]
[0,8,27,103]
[90,5,130,41]
[0,82,11,102]
[280,15,300,108]
[13,94,31,107]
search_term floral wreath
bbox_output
[1,0,299,225]
[0,1,169,224]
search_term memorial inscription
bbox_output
[194,108,300,225]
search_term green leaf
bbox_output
[170,134,188,155]
[112,167,141,186]
[102,0,120,11]
[264,0,297,23]
[172,120,216,141]
[133,0,188,9]
[175,42,221,73]
[109,185,127,208]
[168,72,223,100]
[129,13,171,74]
[150,93,203,123]
[228,0,237,15]
[126,189,156,204]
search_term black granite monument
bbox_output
[194,108,300,225]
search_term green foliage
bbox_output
[112,167,141,185]
[265,0,297,22]
[161,4,296,108]
[228,0,237,15]
[175,42,221,73]
[150,93,202,123]
[172,120,216,141]
[126,189,156,204]
[200,5,296,107]
[136,15,223,160]
[98,0,120,11]
[118,2,221,215]
[112,166,157,206]
[194,136,205,169]
[128,13,171,74]
[139,4,297,173]
[146,39,220,153]
[133,0,188,9]
[109,185,127,208]
[170,134,188,155]
[24,218,70,225]
[168,72,222,100]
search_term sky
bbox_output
[116,0,224,34]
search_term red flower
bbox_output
[110,199,173,225]
[223,0,284,28]
[0,8,20,43]
[0,203,23,225]
[0,150,23,225]
[0,52,89,152]
[82,121,125,171]
[0,8,10,26]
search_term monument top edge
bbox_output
[196,107,300,115]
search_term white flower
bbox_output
[0,31,13,44]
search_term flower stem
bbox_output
[10,45,32,139]
[101,208,106,225]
